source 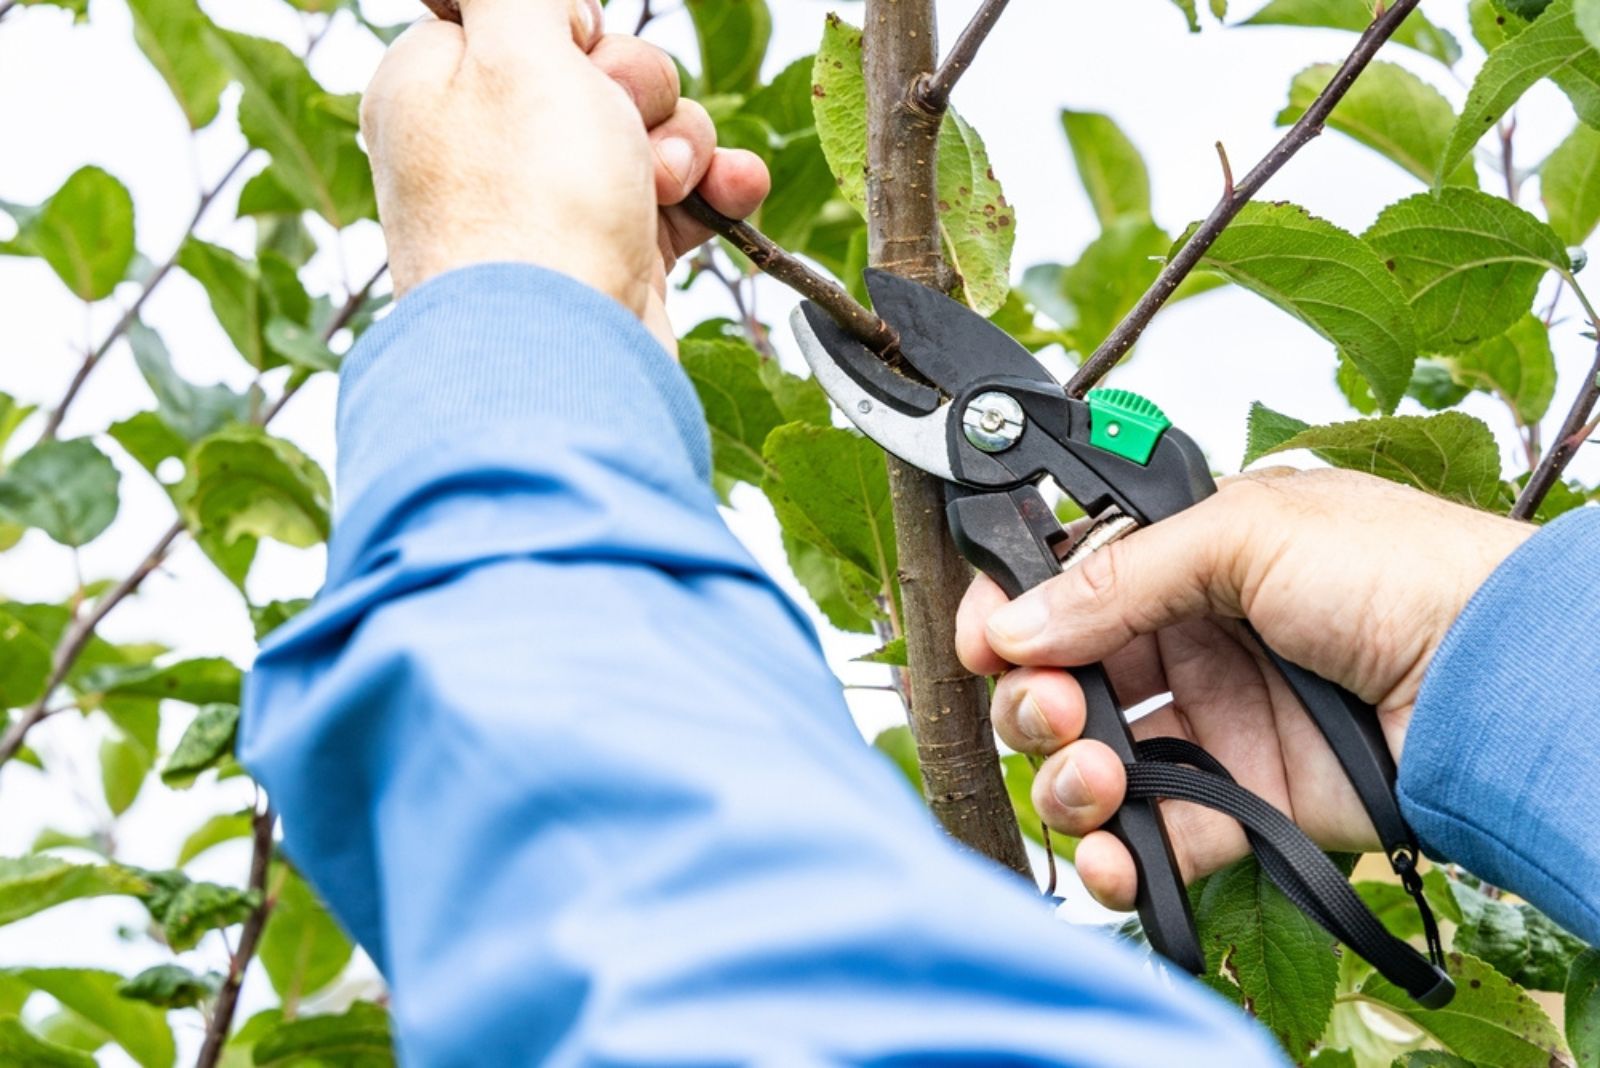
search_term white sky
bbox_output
[1,0,1597,1062]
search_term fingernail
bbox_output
[656,137,694,189]
[1053,756,1095,811]
[989,594,1047,645]
[574,0,600,44]
[1017,693,1053,745]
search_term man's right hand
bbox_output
[954,467,1533,910]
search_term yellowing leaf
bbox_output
[177,426,331,550]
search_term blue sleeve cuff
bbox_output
[1400,507,1600,942]
[335,263,711,514]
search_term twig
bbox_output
[634,0,654,35]
[195,804,276,1068]
[39,150,254,441]
[1215,142,1234,200]
[677,194,899,356]
[0,0,17,22]
[0,266,389,770]
[1066,0,1423,396]
[911,0,1013,114]
[695,249,775,359]
[1512,336,1600,520]
[1499,118,1518,204]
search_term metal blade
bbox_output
[790,303,955,482]
[862,268,1051,393]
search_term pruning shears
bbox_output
[791,269,1455,1008]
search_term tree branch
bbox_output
[0,266,389,770]
[1512,336,1600,520]
[865,0,1029,876]
[0,0,17,22]
[1065,0,1423,396]
[195,804,276,1068]
[40,150,255,441]
[677,194,898,355]
[911,0,1013,115]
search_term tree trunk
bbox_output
[863,0,1030,877]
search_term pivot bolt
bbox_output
[962,391,1025,453]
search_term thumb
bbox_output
[455,0,602,53]
[984,492,1248,666]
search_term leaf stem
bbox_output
[194,803,276,1068]
[0,265,389,771]
[1065,0,1423,396]
[39,149,255,441]
[910,0,1013,114]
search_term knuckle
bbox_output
[1069,538,1125,613]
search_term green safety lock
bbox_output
[1086,388,1171,465]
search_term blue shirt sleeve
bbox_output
[241,264,1282,1067]
[1400,508,1600,944]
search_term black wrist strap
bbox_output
[1125,737,1454,1009]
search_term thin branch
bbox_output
[695,248,775,359]
[911,0,1013,114]
[40,150,254,441]
[0,265,389,770]
[1066,0,1423,396]
[1512,335,1600,520]
[0,0,17,22]
[1215,142,1235,200]
[678,192,899,356]
[195,804,276,1068]
[1499,117,1519,204]
[634,0,654,35]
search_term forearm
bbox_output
[242,266,1282,1067]
[1399,508,1600,942]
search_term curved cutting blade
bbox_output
[862,268,1051,393]
[790,303,955,483]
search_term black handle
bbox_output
[947,486,1204,973]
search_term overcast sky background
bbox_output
[2,0,1597,1061]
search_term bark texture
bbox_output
[863,0,1029,876]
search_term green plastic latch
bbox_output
[1086,388,1171,465]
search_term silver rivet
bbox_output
[962,391,1025,453]
[857,399,872,414]
[1106,422,1121,437]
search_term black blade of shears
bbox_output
[862,268,1053,397]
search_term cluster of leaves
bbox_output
[0,0,392,1062]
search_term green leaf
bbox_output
[161,702,240,788]
[177,810,254,867]
[1241,0,1463,66]
[0,392,37,460]
[177,240,316,371]
[99,730,150,817]
[0,608,53,709]
[1472,0,1533,51]
[762,424,896,592]
[1000,754,1077,861]
[251,599,311,641]
[1450,878,1588,991]
[1187,202,1416,410]
[108,411,187,476]
[1278,63,1477,187]
[0,969,174,1068]
[1393,1054,1477,1067]
[757,133,836,250]
[1440,0,1600,180]
[1243,402,1313,467]
[0,1017,96,1068]
[1568,947,1600,1068]
[117,964,221,1010]
[81,655,243,708]
[126,0,229,129]
[1252,411,1507,507]
[177,426,331,550]
[1190,856,1338,1060]
[1363,188,1569,353]
[252,1001,393,1068]
[1170,0,1201,30]
[0,857,148,927]
[0,166,135,301]
[936,108,1015,316]
[1408,359,1473,411]
[1542,122,1600,245]
[1060,219,1174,355]
[34,1011,106,1056]
[259,865,354,1002]
[1060,109,1152,226]
[686,0,770,95]
[1355,953,1565,1068]
[126,321,251,442]
[779,531,880,634]
[871,725,922,796]
[1582,0,1600,52]
[856,637,906,666]
[1442,314,1557,426]
[681,338,820,488]
[811,15,1012,314]
[742,55,815,136]
[138,869,257,951]
[206,32,376,227]
[0,439,120,547]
